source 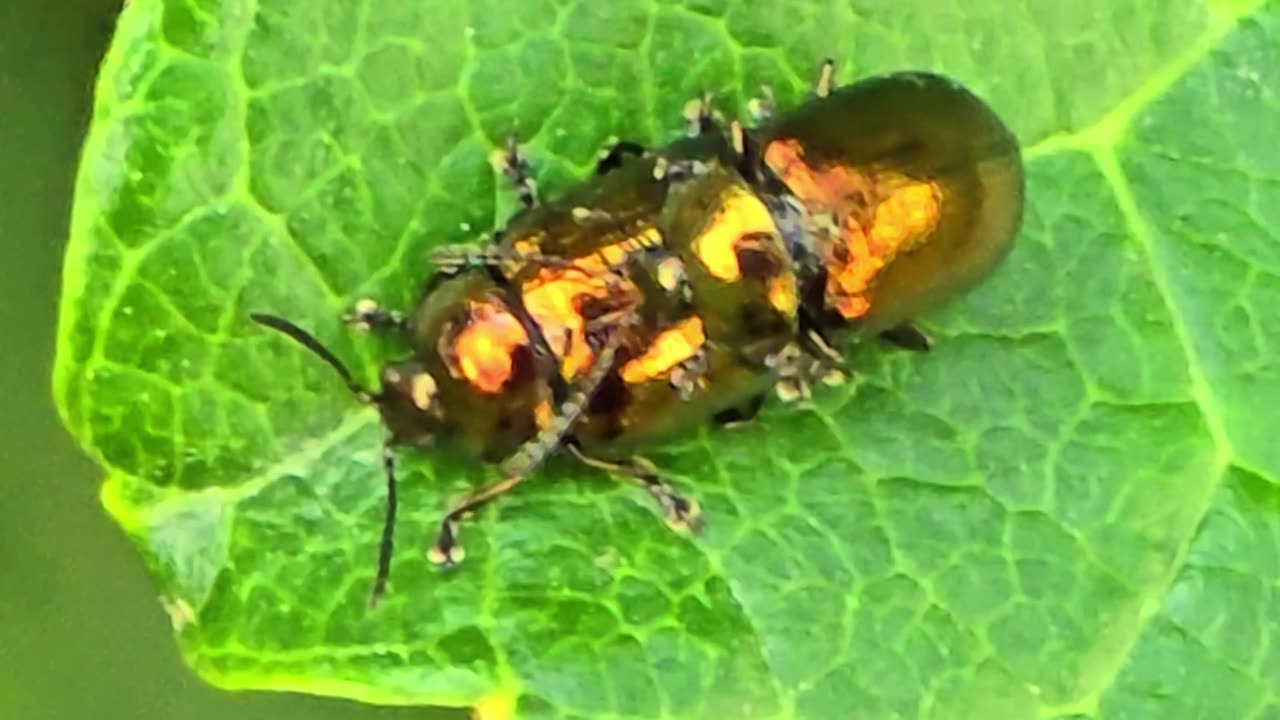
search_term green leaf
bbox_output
[54,0,1280,717]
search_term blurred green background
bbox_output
[0,2,462,718]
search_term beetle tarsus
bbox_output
[343,298,407,333]
[595,139,647,175]
[729,119,769,188]
[768,334,849,404]
[814,58,836,98]
[566,447,703,532]
[683,91,718,137]
[669,349,709,400]
[747,86,776,123]
[492,135,538,209]
[427,518,466,567]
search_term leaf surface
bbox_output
[54,1,1280,717]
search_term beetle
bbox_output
[250,60,1024,606]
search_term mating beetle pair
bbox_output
[253,61,1025,606]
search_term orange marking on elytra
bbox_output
[619,316,706,384]
[693,188,779,281]
[521,267,614,380]
[764,138,941,319]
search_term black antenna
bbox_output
[249,313,370,398]
[249,311,399,608]
[368,444,398,608]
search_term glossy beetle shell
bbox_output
[759,71,1024,335]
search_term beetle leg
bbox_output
[768,331,850,403]
[814,58,836,99]
[595,138,647,175]
[427,243,502,271]
[428,242,572,275]
[668,349,709,400]
[712,393,766,427]
[566,446,702,531]
[490,135,538,209]
[682,90,718,137]
[769,344,814,403]
[652,155,712,185]
[342,298,407,333]
[729,120,744,157]
[733,120,774,185]
[879,322,933,353]
[747,85,776,124]
[794,306,850,377]
[806,327,852,389]
[427,324,627,566]
[799,325,847,369]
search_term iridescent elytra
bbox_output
[757,69,1024,340]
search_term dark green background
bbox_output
[0,2,456,717]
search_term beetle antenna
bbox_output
[368,442,398,608]
[252,312,402,606]
[249,313,372,400]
